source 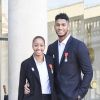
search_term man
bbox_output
[24,13,93,100]
[3,85,8,100]
[47,13,93,100]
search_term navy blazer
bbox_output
[47,36,93,100]
[18,55,57,100]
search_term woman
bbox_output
[18,36,56,100]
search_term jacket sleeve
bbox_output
[18,62,27,100]
[77,42,93,98]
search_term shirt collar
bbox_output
[58,34,71,45]
[33,54,46,64]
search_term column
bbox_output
[8,0,47,99]
[1,40,8,100]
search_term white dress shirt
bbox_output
[58,34,71,64]
[34,56,51,94]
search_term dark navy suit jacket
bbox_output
[47,36,93,100]
[18,55,57,100]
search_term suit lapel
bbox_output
[54,41,59,67]
[60,36,73,66]
[29,55,41,83]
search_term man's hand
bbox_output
[24,79,30,94]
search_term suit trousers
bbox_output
[42,94,51,100]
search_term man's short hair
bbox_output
[55,13,69,22]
